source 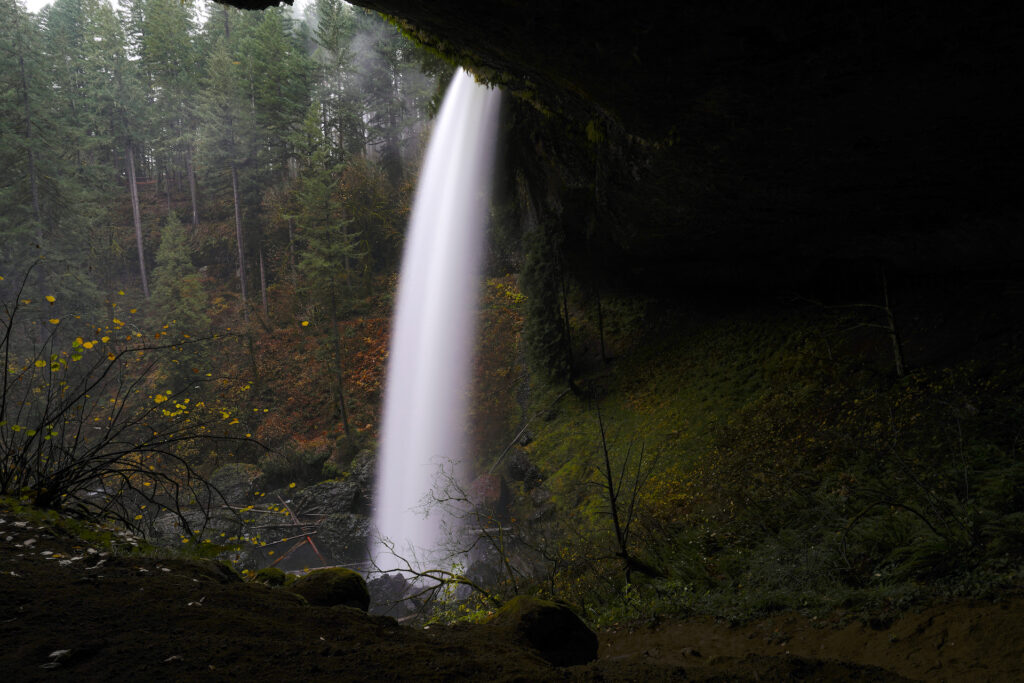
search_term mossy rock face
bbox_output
[288,568,370,611]
[486,596,598,666]
[254,567,288,586]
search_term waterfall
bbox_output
[371,69,501,568]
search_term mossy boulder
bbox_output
[253,567,288,586]
[486,596,598,666]
[288,567,370,611]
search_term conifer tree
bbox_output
[198,36,252,319]
[293,102,361,436]
[151,211,209,336]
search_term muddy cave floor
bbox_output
[2,513,1022,682]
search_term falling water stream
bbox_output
[371,69,501,568]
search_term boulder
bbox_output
[294,454,375,516]
[209,463,261,505]
[288,567,370,611]
[506,447,542,490]
[253,566,288,586]
[367,572,414,618]
[486,596,598,667]
[294,480,361,514]
[151,507,241,543]
[315,513,370,565]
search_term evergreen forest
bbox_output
[1,0,450,501]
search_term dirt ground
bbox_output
[2,509,1021,681]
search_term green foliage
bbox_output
[515,298,1024,625]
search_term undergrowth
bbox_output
[515,287,1024,626]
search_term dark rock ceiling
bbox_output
[219,1,1024,291]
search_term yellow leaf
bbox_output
[301,321,309,327]
[108,353,116,361]
[134,514,143,520]
[154,395,167,404]
[113,318,123,326]
[130,309,137,314]
[118,290,125,295]
[288,482,296,489]
[101,336,110,343]
[49,318,59,324]
[82,341,94,349]
[34,359,46,367]
[229,418,239,425]
[45,295,56,303]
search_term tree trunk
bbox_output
[341,219,352,291]
[18,55,41,242]
[164,163,172,212]
[126,143,149,298]
[329,288,351,437]
[258,246,268,317]
[287,217,297,284]
[881,270,906,378]
[559,267,578,394]
[596,285,608,364]
[185,145,199,229]
[231,162,248,321]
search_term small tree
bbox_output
[593,405,662,585]
[1,265,244,537]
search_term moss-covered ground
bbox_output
[515,277,1024,626]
